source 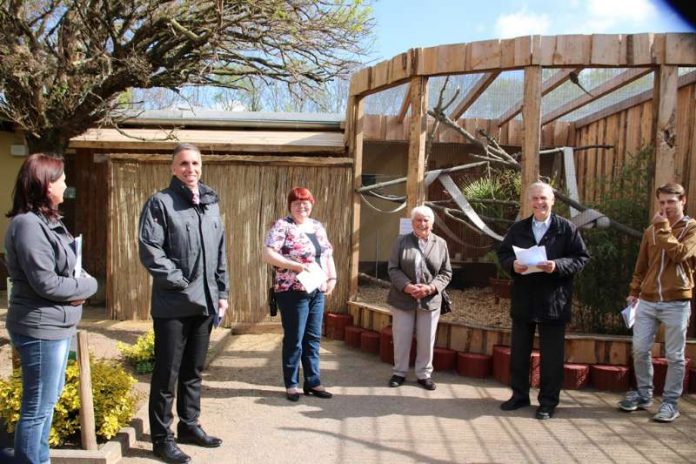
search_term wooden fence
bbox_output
[107,154,353,322]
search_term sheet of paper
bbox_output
[512,244,547,274]
[296,262,327,293]
[621,302,637,329]
[399,218,413,235]
[73,235,83,278]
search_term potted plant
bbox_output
[484,250,512,301]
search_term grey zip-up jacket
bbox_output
[5,212,98,340]
[138,176,229,318]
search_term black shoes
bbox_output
[177,424,223,448]
[153,440,191,464]
[389,375,406,387]
[286,390,301,402]
[303,385,333,398]
[535,405,555,420]
[500,396,531,411]
[417,378,436,391]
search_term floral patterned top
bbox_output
[265,216,334,292]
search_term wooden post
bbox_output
[520,66,542,218]
[349,97,365,299]
[77,331,98,450]
[651,65,679,214]
[406,76,429,214]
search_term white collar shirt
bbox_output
[532,216,551,244]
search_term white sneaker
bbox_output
[652,402,680,422]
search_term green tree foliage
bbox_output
[573,146,652,334]
[0,0,373,153]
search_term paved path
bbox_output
[120,333,696,464]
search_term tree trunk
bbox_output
[25,131,71,156]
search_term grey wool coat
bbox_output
[387,232,452,311]
[138,176,229,319]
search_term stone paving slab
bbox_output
[119,334,696,464]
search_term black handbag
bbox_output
[268,285,278,317]
[440,289,452,315]
[268,267,278,317]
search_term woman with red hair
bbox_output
[263,187,337,401]
[5,153,98,463]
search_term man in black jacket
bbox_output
[497,181,589,420]
[139,143,230,464]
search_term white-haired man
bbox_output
[497,182,589,420]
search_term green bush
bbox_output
[573,146,652,334]
[117,330,155,374]
[0,358,139,446]
[461,167,521,222]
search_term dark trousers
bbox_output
[510,319,566,408]
[149,315,213,443]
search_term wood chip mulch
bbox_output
[355,286,512,329]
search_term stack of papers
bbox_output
[512,245,547,274]
[296,262,327,293]
[621,303,637,329]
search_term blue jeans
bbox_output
[276,290,324,389]
[9,331,71,464]
[633,300,691,405]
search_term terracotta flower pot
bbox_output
[489,277,512,300]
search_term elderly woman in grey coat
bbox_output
[387,205,452,390]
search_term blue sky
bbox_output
[370,0,695,61]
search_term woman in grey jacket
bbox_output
[4,153,98,464]
[387,205,452,390]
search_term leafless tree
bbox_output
[0,0,373,153]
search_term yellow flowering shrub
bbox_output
[0,358,140,447]
[117,330,155,374]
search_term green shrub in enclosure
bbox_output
[461,167,521,223]
[117,330,155,374]
[0,358,139,446]
[574,146,652,334]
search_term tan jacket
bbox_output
[629,216,696,302]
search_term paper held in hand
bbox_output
[621,303,637,329]
[73,235,83,278]
[512,245,547,274]
[296,262,327,293]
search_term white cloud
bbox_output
[586,0,656,26]
[495,11,551,39]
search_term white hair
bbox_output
[410,205,434,221]
[527,181,554,200]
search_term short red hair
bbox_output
[287,187,315,211]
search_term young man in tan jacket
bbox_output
[618,183,696,422]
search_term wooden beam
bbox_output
[689,84,696,217]
[105,153,353,166]
[574,70,696,128]
[70,128,345,153]
[499,68,583,126]
[349,97,365,299]
[541,68,652,125]
[449,71,500,120]
[77,331,98,451]
[397,82,412,123]
[651,65,679,213]
[348,33,696,98]
[520,66,543,218]
[406,76,429,214]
